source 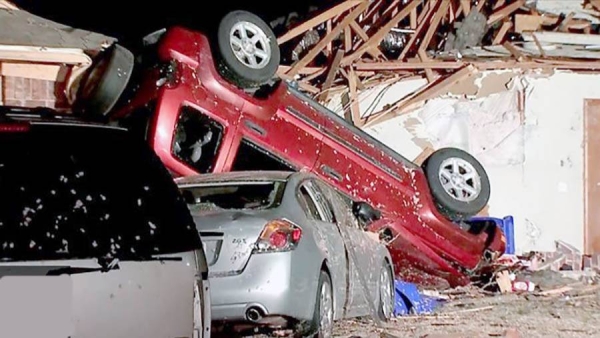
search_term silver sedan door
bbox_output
[314,181,381,317]
[297,179,350,320]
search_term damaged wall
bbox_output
[327,70,600,255]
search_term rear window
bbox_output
[180,181,286,212]
[0,124,201,262]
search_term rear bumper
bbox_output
[209,251,315,324]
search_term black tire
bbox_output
[215,10,280,89]
[377,261,395,321]
[422,147,490,220]
[303,270,333,338]
[75,44,134,117]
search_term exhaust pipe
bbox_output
[245,307,263,322]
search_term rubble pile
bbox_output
[276,0,600,128]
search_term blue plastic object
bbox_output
[468,215,515,255]
[393,280,442,316]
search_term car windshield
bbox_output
[180,181,286,212]
[0,123,202,262]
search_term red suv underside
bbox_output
[112,26,505,288]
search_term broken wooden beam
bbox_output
[341,0,421,66]
[488,0,526,25]
[347,68,363,127]
[286,1,369,77]
[503,41,525,60]
[277,0,363,44]
[317,49,345,102]
[413,146,434,165]
[399,0,438,60]
[349,21,384,59]
[417,49,436,82]
[417,0,451,56]
[492,20,513,45]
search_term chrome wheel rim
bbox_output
[438,157,481,203]
[229,21,271,69]
[380,266,394,319]
[319,281,333,337]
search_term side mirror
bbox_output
[352,201,381,229]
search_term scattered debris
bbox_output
[277,0,600,128]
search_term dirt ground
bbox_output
[333,281,600,338]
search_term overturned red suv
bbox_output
[80,10,506,287]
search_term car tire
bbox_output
[215,10,280,89]
[304,270,334,338]
[74,44,134,117]
[422,147,491,220]
[377,260,395,321]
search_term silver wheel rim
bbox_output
[319,281,333,337]
[229,21,271,69]
[380,266,394,319]
[438,157,481,203]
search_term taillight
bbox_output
[254,219,302,253]
[0,123,30,132]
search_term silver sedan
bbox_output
[176,171,395,337]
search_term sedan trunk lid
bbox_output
[192,209,274,276]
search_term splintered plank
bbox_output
[417,49,436,82]
[413,147,434,165]
[277,0,363,44]
[476,0,486,12]
[488,0,526,25]
[410,7,418,28]
[493,0,506,10]
[557,12,575,32]
[514,14,543,32]
[417,0,451,55]
[361,0,387,25]
[399,0,438,60]
[317,50,345,102]
[286,1,370,77]
[326,19,333,54]
[503,41,525,60]
[347,69,363,127]
[342,0,421,66]
[492,20,513,44]
[344,27,353,52]
[350,21,384,59]
[532,33,546,57]
[460,0,471,15]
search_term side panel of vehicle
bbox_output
[0,254,198,338]
[289,177,350,320]
[221,117,323,173]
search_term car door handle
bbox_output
[321,165,342,181]
[243,120,266,136]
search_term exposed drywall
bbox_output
[328,70,600,254]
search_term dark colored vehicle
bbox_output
[0,106,211,338]
[89,11,505,287]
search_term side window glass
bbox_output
[172,105,224,173]
[308,181,336,224]
[297,185,323,221]
[231,138,296,172]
